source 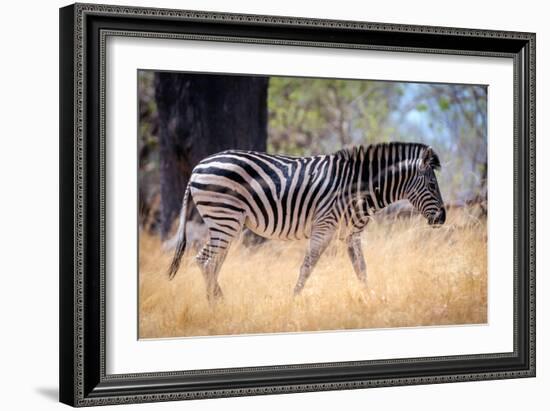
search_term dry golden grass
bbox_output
[139,207,487,338]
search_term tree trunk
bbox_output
[155,73,269,238]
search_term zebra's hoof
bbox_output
[213,287,224,299]
[206,291,224,305]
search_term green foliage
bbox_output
[438,97,450,111]
[267,77,402,156]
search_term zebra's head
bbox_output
[407,146,446,226]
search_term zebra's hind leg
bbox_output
[345,232,367,287]
[194,207,245,302]
[195,235,232,303]
[294,227,335,295]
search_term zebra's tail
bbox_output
[167,183,191,280]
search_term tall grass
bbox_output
[139,207,487,338]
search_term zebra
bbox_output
[167,142,446,302]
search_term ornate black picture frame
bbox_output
[59,3,535,407]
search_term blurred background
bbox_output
[138,71,487,239]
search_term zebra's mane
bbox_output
[335,142,441,170]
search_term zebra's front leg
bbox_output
[294,228,335,295]
[346,232,367,287]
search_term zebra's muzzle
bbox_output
[429,207,446,226]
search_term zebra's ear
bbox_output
[421,146,441,170]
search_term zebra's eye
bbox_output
[428,181,437,191]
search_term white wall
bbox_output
[0,0,545,409]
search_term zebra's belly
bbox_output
[243,216,312,241]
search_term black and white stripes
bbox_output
[168,142,445,301]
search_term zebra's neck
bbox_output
[333,143,424,214]
[369,159,417,210]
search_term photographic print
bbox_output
[138,71,488,339]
